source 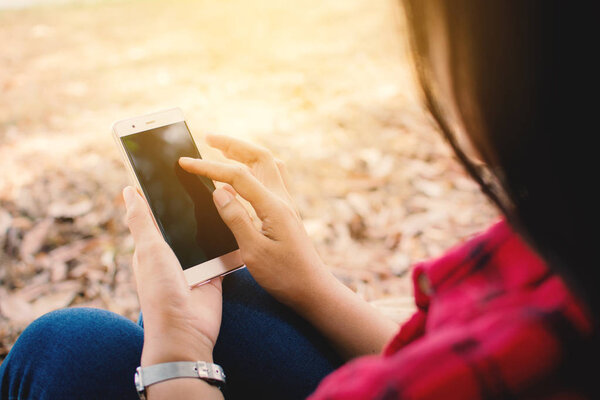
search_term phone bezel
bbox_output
[112,108,245,287]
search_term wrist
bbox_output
[284,261,338,312]
[142,338,214,366]
[142,325,215,367]
[142,347,214,367]
[142,350,213,367]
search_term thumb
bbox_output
[213,187,261,248]
[123,186,162,246]
[124,186,187,294]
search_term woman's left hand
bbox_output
[123,186,222,366]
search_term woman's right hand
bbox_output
[179,135,329,306]
[182,134,399,359]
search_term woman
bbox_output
[1,0,595,398]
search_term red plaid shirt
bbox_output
[310,220,593,399]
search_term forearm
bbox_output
[289,266,399,360]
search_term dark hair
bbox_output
[401,0,597,380]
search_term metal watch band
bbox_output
[135,361,225,399]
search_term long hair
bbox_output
[401,0,597,353]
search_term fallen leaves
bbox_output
[0,169,138,358]
[0,0,498,362]
[0,281,79,324]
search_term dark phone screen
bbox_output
[121,121,238,270]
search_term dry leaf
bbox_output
[48,199,93,219]
[50,261,68,282]
[31,289,78,319]
[0,210,12,244]
[0,293,35,323]
[14,282,52,303]
[19,218,53,261]
[47,240,90,264]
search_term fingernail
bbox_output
[213,188,233,208]
[123,186,136,210]
[179,157,194,164]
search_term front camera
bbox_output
[132,124,136,128]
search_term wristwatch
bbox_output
[134,361,226,399]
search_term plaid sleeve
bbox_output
[309,302,576,400]
[308,220,592,399]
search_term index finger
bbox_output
[179,157,279,219]
[206,134,289,198]
[206,134,274,165]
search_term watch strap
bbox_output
[135,361,225,398]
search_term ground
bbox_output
[0,0,497,359]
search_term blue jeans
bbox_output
[0,269,343,399]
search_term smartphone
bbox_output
[112,108,244,286]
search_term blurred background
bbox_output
[0,0,497,359]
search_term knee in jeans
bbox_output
[1,308,143,399]
[9,307,143,370]
[16,308,104,350]
[15,308,84,349]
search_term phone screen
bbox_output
[121,121,238,270]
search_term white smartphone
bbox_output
[112,108,244,286]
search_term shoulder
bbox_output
[410,219,556,315]
[412,219,590,333]
[310,220,594,400]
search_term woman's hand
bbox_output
[123,186,222,367]
[179,135,328,306]
[179,135,398,359]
